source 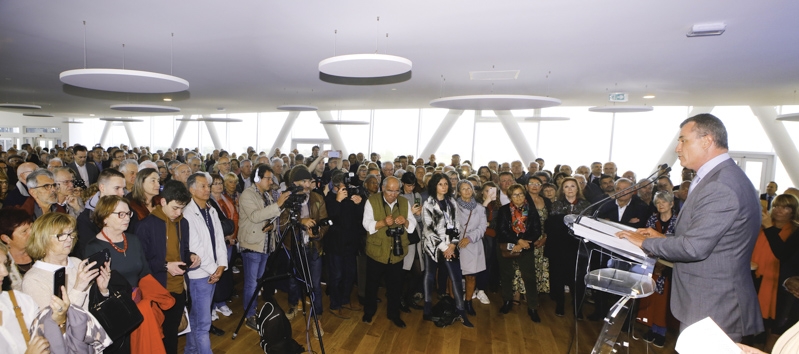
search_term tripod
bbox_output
[231,207,326,354]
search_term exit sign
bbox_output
[609,92,628,102]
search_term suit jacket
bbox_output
[596,196,650,229]
[760,193,776,210]
[643,158,763,341]
[68,161,100,185]
[589,173,609,186]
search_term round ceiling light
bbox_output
[110,104,180,113]
[588,106,654,113]
[319,54,412,78]
[0,103,42,110]
[60,68,189,93]
[99,117,145,122]
[176,118,243,123]
[429,95,561,110]
[776,112,799,122]
[277,105,318,112]
[523,116,570,121]
[319,120,370,125]
[62,119,83,124]
[23,113,54,117]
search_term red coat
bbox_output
[131,274,175,354]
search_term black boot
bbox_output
[500,300,513,314]
[528,308,541,323]
[460,310,474,328]
[423,301,433,321]
[555,301,565,317]
[465,300,476,316]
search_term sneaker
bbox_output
[642,330,655,343]
[475,290,490,305]
[245,315,259,331]
[211,310,219,321]
[313,321,324,338]
[652,334,665,348]
[285,307,297,321]
[215,305,233,317]
[231,266,240,274]
[564,285,570,293]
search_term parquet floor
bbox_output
[177,271,691,354]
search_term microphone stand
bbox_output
[575,164,671,224]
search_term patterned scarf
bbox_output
[456,197,478,211]
[510,201,528,234]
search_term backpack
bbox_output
[256,296,304,354]
[430,295,460,328]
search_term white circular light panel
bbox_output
[0,103,41,110]
[60,68,189,93]
[430,95,561,110]
[277,105,318,112]
[319,120,370,125]
[319,54,412,78]
[588,106,654,113]
[110,104,180,113]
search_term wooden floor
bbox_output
[176,271,693,354]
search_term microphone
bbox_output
[575,163,670,224]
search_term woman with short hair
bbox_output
[0,209,34,289]
[456,180,487,316]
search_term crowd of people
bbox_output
[0,135,798,353]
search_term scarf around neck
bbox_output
[510,201,528,234]
[456,197,477,211]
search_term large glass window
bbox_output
[151,116,176,152]
[257,112,289,155]
[226,113,258,154]
[373,109,421,162]
[333,110,370,158]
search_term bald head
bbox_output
[17,162,38,185]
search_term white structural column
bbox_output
[122,122,138,147]
[204,120,223,150]
[317,111,348,156]
[270,112,300,156]
[98,121,112,146]
[170,116,189,150]
[653,106,714,173]
[751,106,799,186]
[494,110,536,164]
[419,109,465,160]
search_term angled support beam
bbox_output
[494,110,536,165]
[98,121,112,146]
[317,111,348,156]
[654,106,714,174]
[269,111,300,156]
[204,119,223,150]
[420,109,465,160]
[122,122,138,148]
[750,106,799,186]
[170,116,188,150]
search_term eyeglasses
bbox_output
[110,211,134,219]
[54,231,77,242]
[527,183,542,187]
[32,183,56,191]
[511,193,526,198]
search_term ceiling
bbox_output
[1,0,798,118]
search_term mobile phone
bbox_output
[414,197,421,206]
[328,150,340,158]
[178,264,187,271]
[488,187,497,201]
[86,248,111,272]
[53,267,66,298]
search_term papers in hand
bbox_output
[571,217,649,260]
[675,317,740,354]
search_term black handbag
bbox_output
[407,229,421,244]
[90,290,143,340]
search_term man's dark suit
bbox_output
[68,161,100,185]
[760,193,776,210]
[596,196,650,229]
[582,182,605,204]
[643,158,763,342]
[589,174,609,186]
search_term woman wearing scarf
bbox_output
[496,183,543,322]
[455,180,487,316]
[421,173,473,327]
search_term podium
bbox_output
[568,216,657,354]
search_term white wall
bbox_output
[0,111,71,149]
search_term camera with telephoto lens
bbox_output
[386,227,405,256]
[306,218,333,237]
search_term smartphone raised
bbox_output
[53,267,66,298]
[328,150,340,158]
[488,187,497,201]
[86,248,111,272]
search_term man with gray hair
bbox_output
[187,156,202,173]
[139,160,158,171]
[53,167,84,218]
[172,164,192,185]
[19,168,65,220]
[118,159,139,193]
[47,157,64,171]
[236,159,253,193]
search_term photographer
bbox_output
[238,164,289,331]
[361,176,417,328]
[279,165,329,334]
[323,171,366,319]
[421,173,473,327]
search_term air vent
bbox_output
[469,70,519,80]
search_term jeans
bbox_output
[326,253,356,310]
[186,277,215,354]
[424,253,465,311]
[288,246,323,316]
[242,250,269,317]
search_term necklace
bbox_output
[101,229,128,257]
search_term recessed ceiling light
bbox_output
[163,98,172,102]
[89,114,95,117]
[391,88,397,91]
[643,95,656,99]
[687,23,726,37]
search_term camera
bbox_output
[386,227,405,256]
[305,218,333,236]
[73,178,87,190]
[284,185,306,221]
[445,228,460,239]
